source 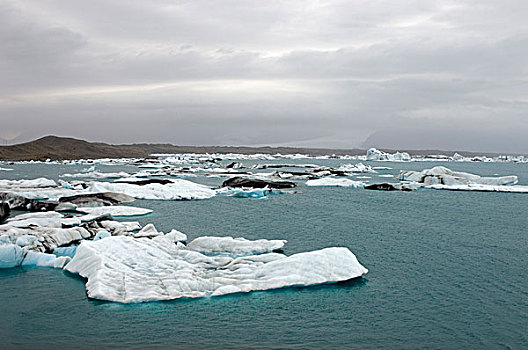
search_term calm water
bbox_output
[1,161,527,349]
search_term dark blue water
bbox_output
[1,161,527,349]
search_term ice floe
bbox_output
[61,171,131,179]
[86,180,215,200]
[64,235,367,303]
[0,178,57,188]
[399,166,518,186]
[75,206,153,217]
[337,163,376,173]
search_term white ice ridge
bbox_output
[399,166,518,186]
[306,178,366,188]
[85,180,216,200]
[61,171,131,179]
[64,235,368,303]
[0,178,57,189]
[187,236,286,255]
[76,206,153,217]
[337,163,377,173]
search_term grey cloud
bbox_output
[0,0,527,152]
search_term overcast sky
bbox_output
[1,0,527,152]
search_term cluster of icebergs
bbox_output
[395,166,528,192]
[0,209,368,303]
[304,166,527,193]
[0,177,216,211]
[1,151,527,304]
[3,146,526,167]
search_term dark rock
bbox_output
[226,162,244,169]
[117,179,173,186]
[0,202,10,222]
[222,177,296,189]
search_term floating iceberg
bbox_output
[75,206,153,217]
[86,180,216,200]
[61,171,131,179]
[399,166,518,186]
[64,235,367,303]
[337,163,376,174]
[366,148,411,161]
[306,178,365,188]
[0,178,57,189]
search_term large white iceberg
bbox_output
[86,180,215,200]
[64,235,368,303]
[399,166,518,186]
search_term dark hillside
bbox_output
[0,135,519,161]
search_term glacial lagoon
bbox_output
[0,156,527,348]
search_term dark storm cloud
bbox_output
[0,0,527,152]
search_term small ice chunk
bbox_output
[16,235,37,248]
[165,229,187,243]
[93,230,111,241]
[132,224,161,238]
[0,244,25,268]
[53,246,78,258]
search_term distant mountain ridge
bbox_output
[0,135,519,161]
